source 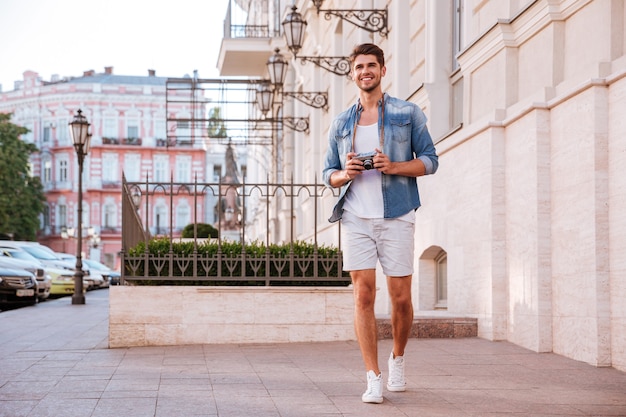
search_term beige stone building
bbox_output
[224,0,625,371]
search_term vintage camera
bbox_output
[354,151,377,170]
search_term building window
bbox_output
[155,119,166,140]
[124,153,141,181]
[43,158,52,184]
[213,164,222,182]
[104,117,117,139]
[176,204,190,231]
[43,126,51,143]
[127,124,139,140]
[451,0,464,129]
[176,119,191,143]
[102,153,119,183]
[58,204,67,228]
[57,119,68,145]
[154,204,167,235]
[58,159,68,182]
[175,155,191,183]
[453,0,464,71]
[435,251,448,309]
[154,155,169,182]
[103,203,117,229]
[43,205,50,229]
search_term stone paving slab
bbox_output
[1,289,625,416]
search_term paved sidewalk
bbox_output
[1,290,625,417]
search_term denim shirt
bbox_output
[322,93,439,223]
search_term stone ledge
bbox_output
[377,317,478,339]
[109,285,356,347]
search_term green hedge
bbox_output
[125,237,351,286]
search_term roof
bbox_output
[66,73,170,86]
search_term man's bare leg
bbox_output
[387,275,413,357]
[351,269,379,374]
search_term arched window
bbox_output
[154,203,168,235]
[176,202,190,231]
[418,246,448,311]
[103,203,117,230]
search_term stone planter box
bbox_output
[109,286,355,348]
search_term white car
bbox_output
[57,254,110,289]
[0,248,51,300]
[0,241,75,271]
[0,242,93,292]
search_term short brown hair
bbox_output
[349,43,385,68]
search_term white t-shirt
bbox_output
[343,123,384,218]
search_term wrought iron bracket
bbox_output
[296,56,351,77]
[281,116,310,133]
[282,91,328,110]
[313,3,388,37]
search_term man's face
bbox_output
[351,54,386,92]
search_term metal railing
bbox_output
[121,176,346,285]
[223,0,281,39]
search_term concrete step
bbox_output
[377,316,477,339]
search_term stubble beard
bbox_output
[358,77,381,93]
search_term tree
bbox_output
[0,113,46,240]
[207,107,227,138]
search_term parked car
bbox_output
[0,267,38,309]
[107,269,121,286]
[48,269,80,297]
[82,259,114,289]
[0,253,50,300]
[0,241,75,271]
[55,254,107,289]
[19,246,94,289]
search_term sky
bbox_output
[0,0,229,91]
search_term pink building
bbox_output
[0,69,208,269]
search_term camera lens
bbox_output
[363,159,373,170]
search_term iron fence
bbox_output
[121,176,346,285]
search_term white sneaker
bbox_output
[361,370,383,403]
[387,352,406,392]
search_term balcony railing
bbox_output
[102,137,143,146]
[121,175,344,285]
[223,0,281,39]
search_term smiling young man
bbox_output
[322,43,439,404]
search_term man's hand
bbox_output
[373,148,391,173]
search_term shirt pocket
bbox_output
[337,128,352,153]
[388,116,411,143]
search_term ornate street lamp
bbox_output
[68,109,91,305]
[256,82,274,116]
[262,49,329,111]
[267,48,288,87]
[282,6,351,77]
[131,186,142,213]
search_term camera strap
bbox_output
[352,94,385,152]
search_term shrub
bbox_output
[125,237,350,287]
[181,223,218,239]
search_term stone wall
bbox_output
[109,286,355,347]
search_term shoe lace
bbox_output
[366,373,381,395]
[389,357,404,383]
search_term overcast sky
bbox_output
[0,0,229,91]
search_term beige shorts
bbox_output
[341,210,415,277]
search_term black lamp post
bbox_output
[267,48,288,87]
[281,6,351,77]
[68,109,91,305]
[256,82,274,116]
[260,49,329,113]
